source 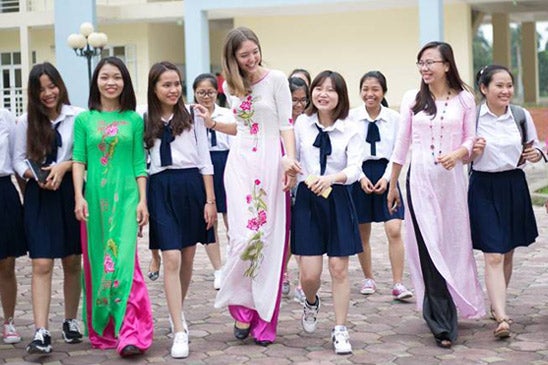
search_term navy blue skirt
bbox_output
[0,176,27,259]
[468,169,538,253]
[148,168,215,251]
[210,150,229,213]
[351,159,404,223]
[291,182,362,257]
[24,173,81,259]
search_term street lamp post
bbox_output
[67,22,108,83]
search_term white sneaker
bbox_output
[3,319,21,344]
[168,311,189,338]
[360,278,376,295]
[171,331,189,358]
[301,296,320,333]
[213,270,222,290]
[332,327,352,355]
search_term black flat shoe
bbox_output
[254,339,272,347]
[233,322,250,340]
[121,344,142,357]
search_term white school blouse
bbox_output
[13,104,83,178]
[0,108,16,177]
[147,111,213,176]
[473,103,541,173]
[349,104,400,182]
[208,104,236,152]
[294,113,363,185]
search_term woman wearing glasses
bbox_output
[387,42,485,348]
[281,76,309,303]
[192,73,236,290]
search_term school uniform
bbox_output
[147,110,215,250]
[291,113,363,257]
[13,105,83,259]
[0,109,26,259]
[468,103,539,253]
[208,105,236,214]
[349,105,404,223]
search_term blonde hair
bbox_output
[221,26,262,97]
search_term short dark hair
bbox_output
[359,70,389,107]
[289,68,311,86]
[193,73,218,91]
[475,64,514,99]
[305,70,349,121]
[412,41,467,116]
[88,56,136,111]
[288,76,309,99]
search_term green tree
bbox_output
[473,29,492,82]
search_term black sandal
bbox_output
[494,318,511,339]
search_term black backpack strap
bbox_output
[509,104,526,144]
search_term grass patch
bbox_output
[536,186,548,194]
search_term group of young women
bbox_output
[0,25,544,359]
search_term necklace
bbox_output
[429,91,450,164]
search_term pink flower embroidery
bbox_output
[114,298,121,303]
[250,123,259,135]
[254,179,261,185]
[240,100,252,111]
[252,147,257,152]
[104,124,119,137]
[257,210,267,225]
[246,217,260,231]
[104,254,115,273]
[100,156,109,166]
[246,194,252,204]
[113,280,119,288]
[98,143,106,152]
[289,118,294,125]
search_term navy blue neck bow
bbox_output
[312,124,332,175]
[366,120,380,156]
[45,122,62,165]
[208,128,217,147]
[160,123,175,166]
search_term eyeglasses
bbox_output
[292,98,308,105]
[196,90,217,98]
[416,60,445,69]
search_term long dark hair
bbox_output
[359,70,389,107]
[144,61,192,149]
[305,70,350,121]
[222,26,262,97]
[26,62,70,162]
[88,56,136,111]
[412,41,466,116]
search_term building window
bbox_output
[0,0,19,13]
[0,52,23,115]
[101,45,138,91]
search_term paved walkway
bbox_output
[1,164,547,364]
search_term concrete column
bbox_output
[19,25,30,111]
[521,21,538,104]
[492,13,511,67]
[184,1,210,102]
[418,0,444,45]
[54,0,96,108]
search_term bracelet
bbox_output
[206,200,216,205]
[211,120,217,130]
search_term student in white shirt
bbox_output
[292,70,363,355]
[469,64,544,339]
[349,71,413,300]
[0,108,26,345]
[144,61,216,358]
[13,62,83,353]
[192,73,236,290]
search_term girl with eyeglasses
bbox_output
[349,71,412,301]
[281,76,310,303]
[387,41,485,348]
[192,73,236,291]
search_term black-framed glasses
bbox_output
[416,60,445,69]
[196,90,217,97]
[292,98,308,105]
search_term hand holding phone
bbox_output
[518,140,535,165]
